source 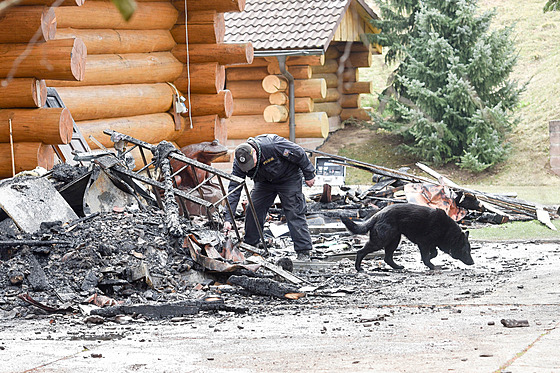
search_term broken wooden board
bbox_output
[0,176,78,233]
[245,254,308,285]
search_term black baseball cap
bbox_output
[235,143,255,172]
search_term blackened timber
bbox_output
[0,240,72,246]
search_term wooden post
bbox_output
[0,142,54,177]
[0,108,73,144]
[0,6,56,44]
[0,38,86,81]
[46,52,183,87]
[173,63,225,94]
[172,43,254,66]
[55,84,175,121]
[55,2,178,29]
[54,29,176,55]
[0,78,46,108]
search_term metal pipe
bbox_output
[277,55,296,142]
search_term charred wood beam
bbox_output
[0,240,72,247]
[227,275,305,299]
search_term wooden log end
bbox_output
[35,79,47,107]
[244,42,254,65]
[71,38,87,81]
[59,108,74,144]
[222,89,233,118]
[39,142,55,170]
[42,7,57,41]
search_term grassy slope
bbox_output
[344,0,560,188]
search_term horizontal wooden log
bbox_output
[0,78,46,108]
[0,6,55,44]
[314,102,342,117]
[311,59,338,74]
[18,0,82,5]
[345,51,372,68]
[46,52,183,87]
[312,73,338,88]
[172,0,245,13]
[0,142,54,177]
[0,108,73,144]
[233,98,269,116]
[227,66,269,81]
[54,29,175,54]
[265,54,325,66]
[341,81,372,95]
[268,93,314,112]
[55,2,178,29]
[171,14,225,44]
[313,88,341,103]
[55,83,174,121]
[187,90,233,118]
[0,38,86,81]
[174,63,225,94]
[325,47,342,60]
[176,115,227,147]
[227,80,268,99]
[266,64,311,79]
[340,94,360,108]
[262,75,288,93]
[341,108,372,121]
[263,105,288,123]
[77,113,186,149]
[294,79,327,99]
[172,43,254,66]
[226,112,329,139]
[342,68,358,82]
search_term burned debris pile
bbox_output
[0,131,558,322]
[304,149,559,229]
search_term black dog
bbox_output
[341,204,474,271]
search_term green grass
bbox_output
[470,219,560,240]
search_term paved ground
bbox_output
[1,240,560,373]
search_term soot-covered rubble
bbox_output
[1,133,558,323]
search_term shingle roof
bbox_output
[224,0,351,51]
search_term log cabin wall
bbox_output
[0,0,251,177]
[222,0,380,157]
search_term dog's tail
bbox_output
[340,215,376,235]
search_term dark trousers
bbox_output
[244,175,312,253]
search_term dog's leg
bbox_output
[430,247,438,259]
[384,238,404,270]
[420,246,436,270]
[355,240,378,272]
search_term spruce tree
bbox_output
[369,0,523,171]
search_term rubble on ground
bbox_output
[0,132,558,322]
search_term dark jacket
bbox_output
[224,134,315,222]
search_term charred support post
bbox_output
[153,141,183,237]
